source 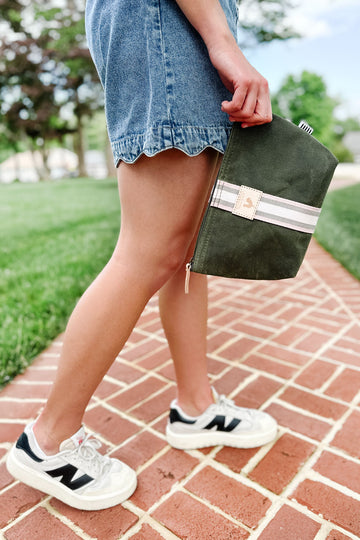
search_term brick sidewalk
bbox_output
[0,239,359,540]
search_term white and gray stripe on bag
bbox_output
[210,179,321,234]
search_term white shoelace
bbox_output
[215,394,256,421]
[66,435,112,477]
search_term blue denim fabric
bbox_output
[85,0,239,165]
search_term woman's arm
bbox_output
[175,0,272,127]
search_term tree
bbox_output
[271,70,352,160]
[0,0,299,177]
[237,0,299,47]
[0,0,102,177]
[34,3,103,176]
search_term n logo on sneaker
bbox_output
[204,415,241,432]
[46,464,94,491]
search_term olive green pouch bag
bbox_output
[187,115,338,286]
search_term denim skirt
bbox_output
[85,0,239,165]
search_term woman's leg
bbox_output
[158,156,221,417]
[34,149,218,454]
[159,271,213,416]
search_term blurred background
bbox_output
[0,0,359,183]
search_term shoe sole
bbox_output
[6,447,137,511]
[166,423,277,450]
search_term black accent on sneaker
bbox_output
[46,464,94,491]
[169,409,197,425]
[16,432,44,463]
[204,415,241,432]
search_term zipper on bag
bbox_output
[185,260,193,294]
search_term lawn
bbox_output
[0,178,120,387]
[315,183,360,280]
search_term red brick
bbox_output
[84,406,140,445]
[0,382,52,399]
[295,315,343,334]
[326,530,353,540]
[151,415,167,436]
[0,483,44,528]
[4,507,81,540]
[333,337,360,355]
[130,448,198,510]
[219,337,260,361]
[295,331,332,353]
[128,328,150,343]
[323,346,360,368]
[294,360,337,390]
[130,386,175,423]
[186,466,271,528]
[248,433,315,494]
[0,423,26,444]
[273,326,306,347]
[152,491,248,539]
[106,360,143,384]
[344,323,360,341]
[325,368,360,402]
[211,367,250,396]
[230,321,274,339]
[110,430,167,470]
[128,523,164,540]
[258,301,290,317]
[121,339,165,362]
[215,446,259,473]
[258,504,321,540]
[207,330,237,353]
[265,403,332,441]
[109,377,165,411]
[13,367,56,383]
[0,399,43,420]
[207,357,228,375]
[244,354,297,379]
[137,347,171,370]
[209,309,239,327]
[93,378,122,400]
[277,306,306,322]
[293,479,360,536]
[50,498,138,540]
[234,376,282,409]
[314,450,360,495]
[279,387,346,420]
[156,362,176,381]
[256,343,310,366]
[331,410,360,458]
[0,462,14,490]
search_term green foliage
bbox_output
[237,0,299,46]
[272,71,338,145]
[0,178,120,386]
[315,184,360,280]
[271,71,355,160]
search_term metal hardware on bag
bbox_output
[298,120,314,135]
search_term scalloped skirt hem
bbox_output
[112,125,232,166]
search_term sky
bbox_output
[239,0,360,120]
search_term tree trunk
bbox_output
[74,114,87,177]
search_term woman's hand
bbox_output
[208,35,272,127]
[174,0,272,128]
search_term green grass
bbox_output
[0,178,120,387]
[315,184,360,280]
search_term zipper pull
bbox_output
[185,261,192,294]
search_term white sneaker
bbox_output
[6,423,137,511]
[166,389,277,450]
